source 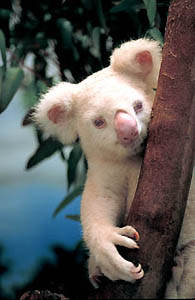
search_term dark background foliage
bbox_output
[0,1,170,298]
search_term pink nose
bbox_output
[114,111,138,146]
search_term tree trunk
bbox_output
[90,0,195,298]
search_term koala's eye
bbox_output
[133,101,143,114]
[93,117,106,129]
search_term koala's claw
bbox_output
[134,231,140,241]
[89,263,104,289]
[115,226,140,249]
[89,274,103,289]
[130,264,144,280]
[118,225,139,240]
[88,226,143,285]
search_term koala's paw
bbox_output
[172,252,184,285]
[165,240,195,299]
[88,225,144,287]
[89,263,104,289]
[165,250,185,299]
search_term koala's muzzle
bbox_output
[114,111,138,147]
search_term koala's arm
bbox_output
[81,163,143,286]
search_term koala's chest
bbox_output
[102,159,141,214]
[88,157,142,210]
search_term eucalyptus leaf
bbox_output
[53,185,83,217]
[34,128,44,145]
[81,0,93,10]
[56,18,79,61]
[94,0,108,33]
[0,9,11,19]
[91,27,101,58]
[60,149,66,161]
[0,30,6,72]
[109,0,143,14]
[0,66,4,100]
[26,137,63,169]
[147,28,164,45]
[65,214,80,222]
[56,18,74,50]
[0,68,24,113]
[143,0,157,27]
[67,144,82,188]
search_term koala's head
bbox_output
[34,39,161,162]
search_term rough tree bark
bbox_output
[90,0,195,298]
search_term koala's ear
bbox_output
[110,38,162,82]
[33,82,78,145]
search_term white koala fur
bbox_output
[34,38,195,298]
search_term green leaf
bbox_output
[110,0,143,14]
[0,30,6,72]
[60,149,66,161]
[94,0,107,34]
[143,0,156,27]
[56,19,74,50]
[53,185,83,217]
[0,9,11,19]
[0,66,4,99]
[67,144,82,188]
[21,79,48,111]
[36,80,48,97]
[26,137,63,169]
[146,28,164,46]
[65,214,80,222]
[0,68,24,113]
[81,0,93,10]
[91,27,101,59]
[56,18,79,61]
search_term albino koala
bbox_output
[33,38,195,297]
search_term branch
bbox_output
[20,290,68,300]
[91,0,195,298]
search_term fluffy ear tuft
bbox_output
[110,38,162,87]
[135,50,153,74]
[33,82,78,145]
[47,104,66,124]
